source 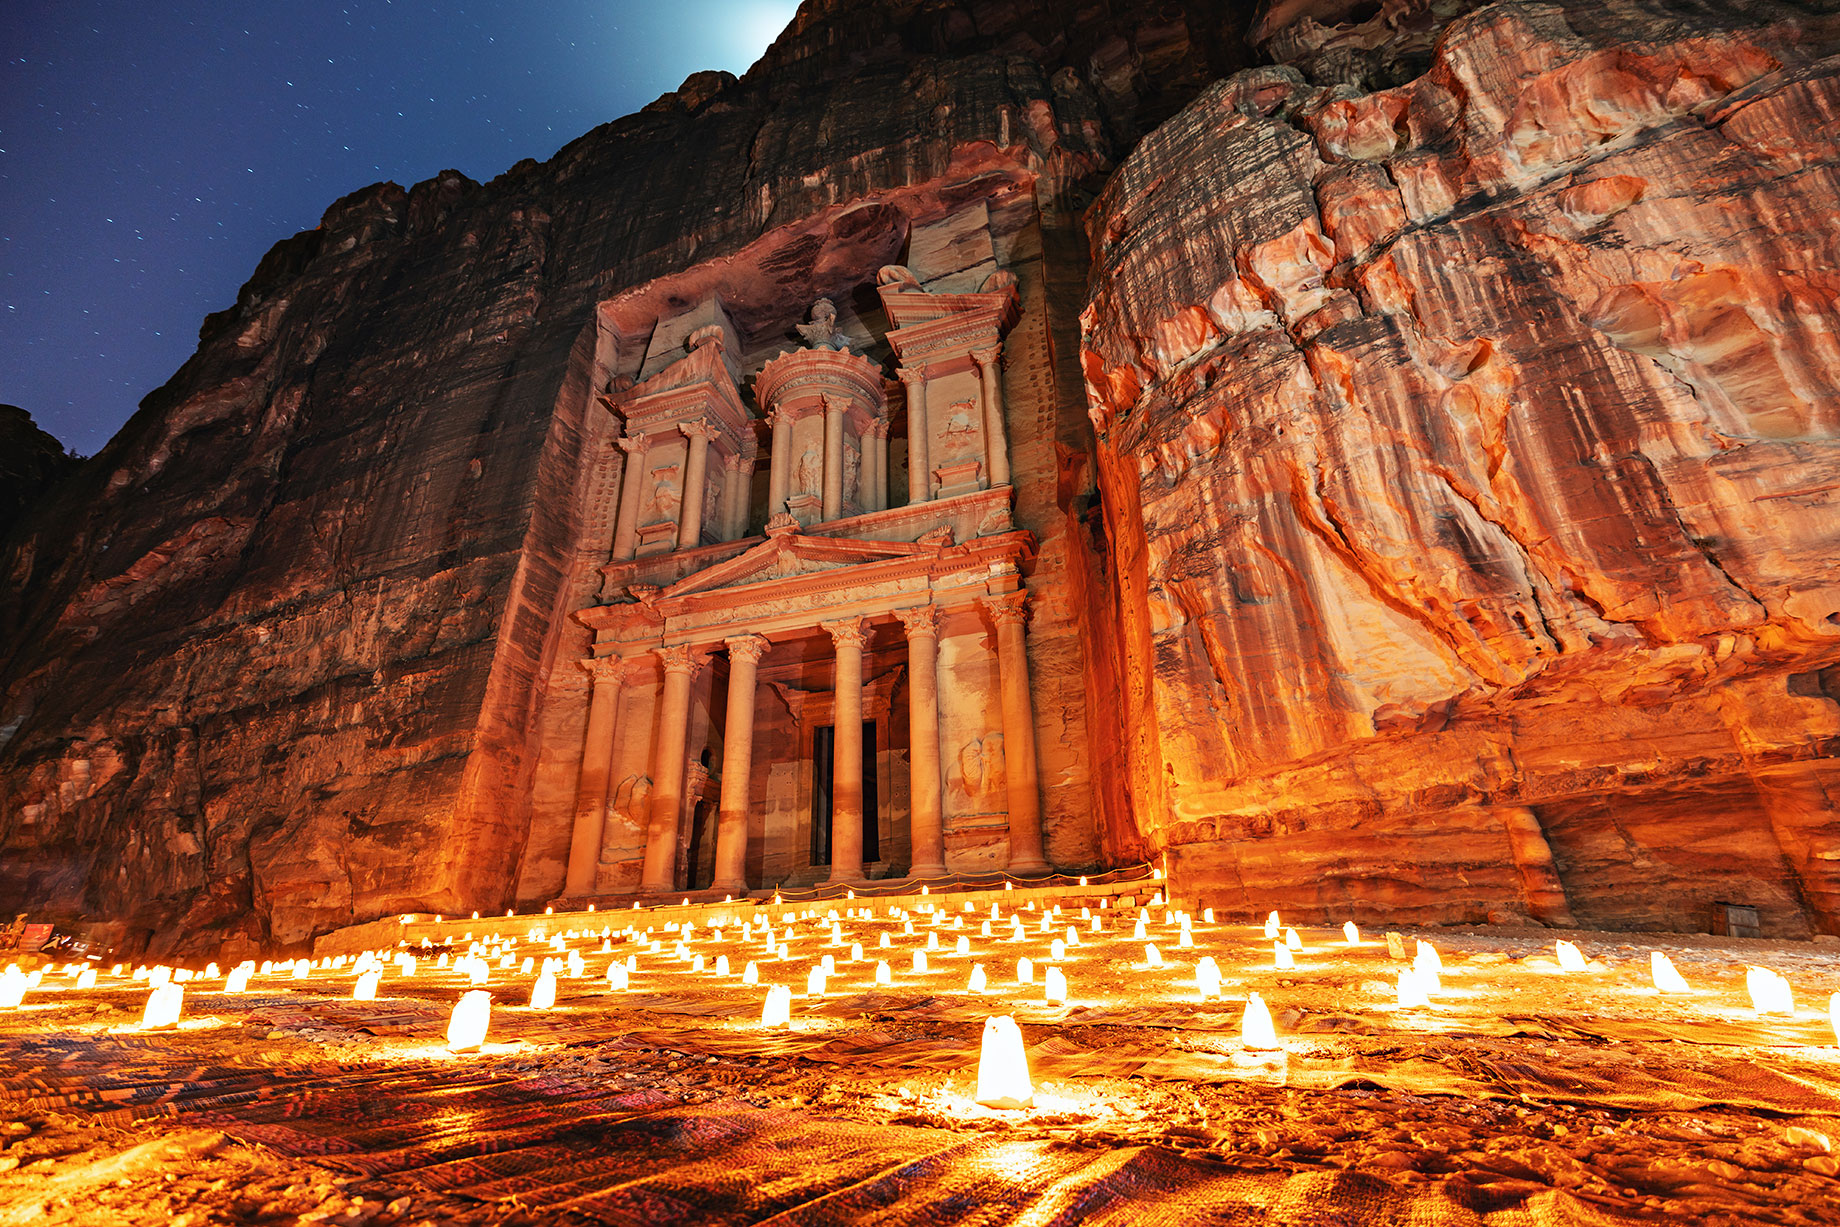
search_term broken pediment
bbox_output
[659,526,953,599]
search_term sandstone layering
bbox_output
[2,0,1837,957]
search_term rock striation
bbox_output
[3,0,1839,954]
[1081,0,1840,935]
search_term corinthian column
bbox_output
[823,617,869,884]
[678,419,718,549]
[982,591,1048,874]
[641,644,707,893]
[821,396,844,522]
[767,408,793,518]
[895,605,946,878]
[565,656,627,895]
[712,634,768,893]
[864,419,888,512]
[971,345,1011,488]
[897,367,930,505]
[611,436,646,561]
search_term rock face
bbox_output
[1080,0,1840,936]
[0,0,1229,956]
[0,406,74,542]
[4,0,1839,954]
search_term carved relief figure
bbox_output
[609,775,653,850]
[946,734,1006,812]
[701,475,720,536]
[794,298,852,351]
[796,442,823,497]
[842,444,859,505]
[647,467,681,525]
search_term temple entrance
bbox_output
[809,720,879,868]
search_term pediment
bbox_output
[659,530,945,599]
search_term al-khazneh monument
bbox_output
[566,256,1061,898]
[4,0,1840,956]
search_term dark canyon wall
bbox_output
[1081,0,1840,936]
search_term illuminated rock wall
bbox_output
[0,0,1223,955]
[1079,0,1840,936]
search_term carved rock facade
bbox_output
[2,0,1837,953]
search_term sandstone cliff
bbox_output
[0,406,75,543]
[0,0,1228,955]
[6,0,1839,956]
[1081,0,1840,935]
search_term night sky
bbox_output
[2,1,801,454]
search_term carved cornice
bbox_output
[894,604,940,639]
[753,347,887,419]
[981,589,1030,629]
[821,616,870,651]
[725,633,770,664]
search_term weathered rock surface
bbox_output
[1080,0,1840,935]
[0,0,1229,955]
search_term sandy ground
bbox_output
[2,905,1838,1225]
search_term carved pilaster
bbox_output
[897,366,930,505]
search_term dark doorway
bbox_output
[809,720,879,867]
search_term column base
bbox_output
[824,868,867,886]
[1005,858,1051,875]
[907,863,948,879]
[711,878,749,894]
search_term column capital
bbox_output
[895,365,928,386]
[680,418,719,442]
[577,655,629,686]
[894,604,940,640]
[971,344,1003,368]
[821,616,870,651]
[766,406,795,429]
[866,416,891,440]
[725,633,770,665]
[722,451,745,472]
[617,435,646,454]
[655,643,711,678]
[981,589,1030,629]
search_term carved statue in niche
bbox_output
[877,265,920,289]
[796,442,823,497]
[941,399,978,459]
[795,298,852,351]
[646,466,681,526]
[946,734,1006,812]
[843,444,859,504]
[607,775,653,852]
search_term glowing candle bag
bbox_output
[975,1015,1034,1109]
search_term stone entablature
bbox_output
[596,484,1015,601]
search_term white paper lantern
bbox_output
[353,970,381,1001]
[975,1015,1033,1109]
[142,984,184,1030]
[1144,943,1163,968]
[1342,921,1360,944]
[761,984,792,1028]
[1240,990,1278,1048]
[0,968,26,1009]
[1274,943,1294,970]
[1195,956,1222,1000]
[529,971,557,1010]
[1649,952,1689,993]
[875,960,892,986]
[1044,968,1067,1005]
[1396,969,1430,1008]
[1263,911,1280,940]
[447,990,492,1050]
[967,964,987,994]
